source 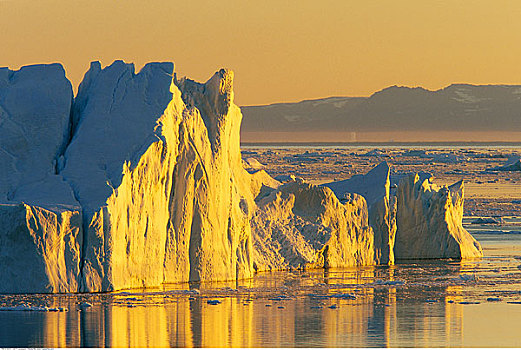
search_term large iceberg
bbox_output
[67,63,257,291]
[0,61,482,293]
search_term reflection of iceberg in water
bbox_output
[0,261,473,347]
[109,304,170,347]
[190,297,255,347]
[168,299,194,347]
[373,268,464,347]
[40,309,80,347]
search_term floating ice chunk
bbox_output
[243,157,265,171]
[78,302,93,309]
[492,160,521,171]
[0,305,68,312]
[486,297,502,302]
[457,274,478,282]
[374,280,405,286]
[471,217,503,225]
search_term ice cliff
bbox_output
[0,61,482,293]
[393,175,483,259]
[67,63,257,291]
[323,162,396,264]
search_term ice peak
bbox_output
[208,68,234,107]
[175,68,234,115]
[174,68,238,152]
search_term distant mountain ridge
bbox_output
[241,84,521,133]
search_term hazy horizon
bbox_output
[240,131,521,143]
[240,82,521,107]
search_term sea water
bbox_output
[0,231,520,347]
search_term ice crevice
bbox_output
[0,60,483,293]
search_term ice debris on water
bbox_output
[0,305,68,312]
[486,297,502,302]
[456,274,478,282]
[78,302,92,309]
[307,293,356,300]
[269,295,293,301]
[374,280,405,286]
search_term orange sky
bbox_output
[1,0,521,106]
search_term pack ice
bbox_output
[0,61,482,293]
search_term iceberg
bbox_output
[69,63,256,291]
[0,61,483,293]
[394,175,483,259]
[323,162,482,262]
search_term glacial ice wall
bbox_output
[0,64,83,293]
[61,60,174,214]
[0,64,73,200]
[0,61,261,292]
[73,64,257,291]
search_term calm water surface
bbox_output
[1,233,521,347]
